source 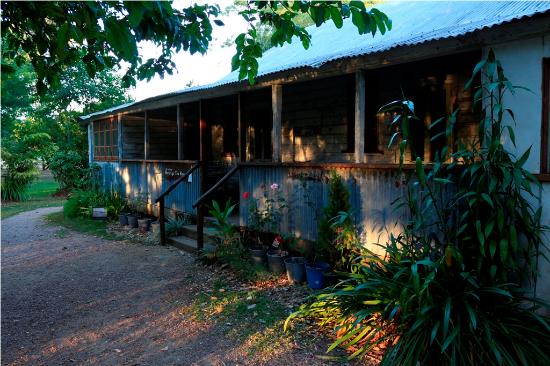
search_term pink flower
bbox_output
[270,183,279,191]
[243,191,249,199]
[272,235,283,248]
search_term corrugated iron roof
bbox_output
[81,1,550,120]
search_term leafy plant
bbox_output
[209,199,238,244]
[63,189,107,218]
[49,149,88,190]
[105,190,128,218]
[244,183,288,234]
[286,50,550,365]
[317,170,356,269]
[127,192,148,216]
[1,130,52,201]
[166,215,190,237]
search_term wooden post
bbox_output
[272,84,283,162]
[197,100,206,252]
[88,122,94,164]
[237,93,243,163]
[117,114,123,160]
[159,197,166,245]
[177,104,184,160]
[144,110,149,160]
[354,71,366,163]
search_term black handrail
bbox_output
[156,161,200,245]
[155,161,200,203]
[192,164,240,208]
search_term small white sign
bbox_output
[187,173,193,183]
[92,207,108,218]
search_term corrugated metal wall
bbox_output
[239,165,410,253]
[97,161,200,216]
[97,162,420,253]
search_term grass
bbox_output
[1,175,66,219]
[188,278,297,358]
[44,211,119,240]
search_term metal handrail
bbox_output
[155,161,200,203]
[155,161,200,245]
[192,164,240,208]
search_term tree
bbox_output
[1,1,391,93]
[1,58,132,195]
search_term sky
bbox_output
[129,0,247,102]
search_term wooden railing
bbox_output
[192,164,240,250]
[155,161,200,245]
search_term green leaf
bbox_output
[489,240,497,259]
[509,226,518,251]
[499,238,508,263]
[443,297,452,338]
[104,17,138,61]
[430,320,440,345]
[516,146,531,168]
[329,7,343,28]
[415,157,426,187]
[475,220,485,246]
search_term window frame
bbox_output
[93,117,119,161]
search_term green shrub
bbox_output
[1,131,51,201]
[49,149,87,190]
[63,189,107,218]
[317,170,355,268]
[63,196,80,218]
[166,215,190,236]
[104,189,128,218]
[286,50,550,365]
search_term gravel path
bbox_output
[1,208,341,366]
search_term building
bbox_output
[80,1,550,298]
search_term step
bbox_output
[167,236,198,254]
[180,225,218,244]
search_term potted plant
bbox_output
[119,213,129,226]
[285,257,306,284]
[284,235,307,284]
[266,235,288,274]
[138,217,152,232]
[127,193,146,229]
[245,229,267,265]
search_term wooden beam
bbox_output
[144,110,149,160]
[272,84,283,162]
[177,104,184,160]
[117,114,123,160]
[88,122,94,164]
[354,71,366,163]
[237,93,243,162]
[197,100,206,251]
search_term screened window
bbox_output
[93,118,118,161]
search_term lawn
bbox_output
[1,175,66,219]
[44,211,119,240]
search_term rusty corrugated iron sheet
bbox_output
[81,1,550,121]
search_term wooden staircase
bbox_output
[166,223,217,254]
[166,215,239,254]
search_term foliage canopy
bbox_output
[1,1,391,92]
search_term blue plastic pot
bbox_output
[305,262,330,289]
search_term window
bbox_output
[541,58,550,174]
[93,118,118,161]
